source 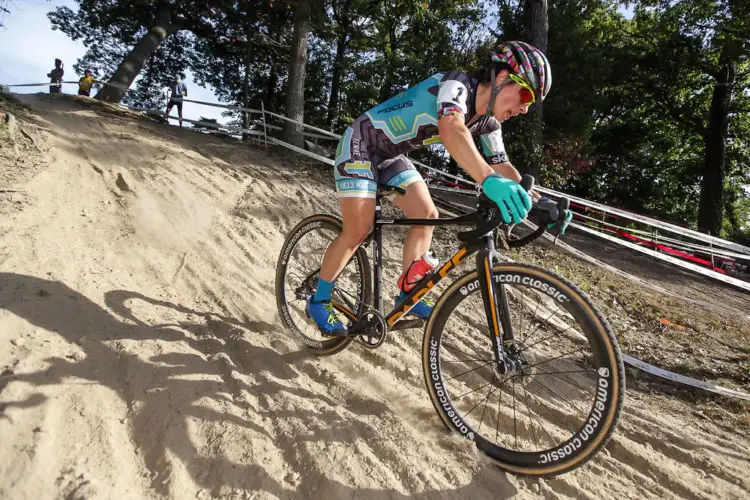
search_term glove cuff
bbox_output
[481,173,504,186]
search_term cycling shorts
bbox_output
[333,116,423,199]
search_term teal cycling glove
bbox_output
[539,196,574,235]
[548,209,573,235]
[481,174,532,224]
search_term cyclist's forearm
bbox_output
[492,162,522,183]
[440,124,494,184]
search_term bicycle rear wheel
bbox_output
[275,214,372,355]
[422,263,624,476]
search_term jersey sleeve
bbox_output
[436,72,472,119]
[478,121,509,164]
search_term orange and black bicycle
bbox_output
[275,176,624,476]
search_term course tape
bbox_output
[532,224,750,320]
[614,228,727,272]
[574,211,750,262]
[572,222,750,292]
[621,355,750,400]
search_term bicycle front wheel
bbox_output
[422,263,624,476]
[275,214,372,355]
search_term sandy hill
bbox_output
[0,93,748,499]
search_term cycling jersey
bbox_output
[334,71,509,198]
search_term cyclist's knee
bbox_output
[411,204,439,221]
[340,223,372,247]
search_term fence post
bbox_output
[261,101,268,148]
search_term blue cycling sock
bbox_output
[313,278,334,303]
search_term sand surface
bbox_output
[1,94,748,499]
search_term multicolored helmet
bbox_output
[492,41,552,102]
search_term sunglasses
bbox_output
[508,74,535,106]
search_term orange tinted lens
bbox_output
[520,87,534,105]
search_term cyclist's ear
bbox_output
[494,69,511,86]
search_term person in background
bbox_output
[165,74,188,127]
[47,59,64,94]
[78,70,95,97]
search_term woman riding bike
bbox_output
[308,41,556,336]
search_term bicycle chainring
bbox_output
[358,310,387,349]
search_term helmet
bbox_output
[492,41,552,102]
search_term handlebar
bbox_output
[456,174,565,247]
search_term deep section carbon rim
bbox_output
[276,215,370,353]
[423,264,623,475]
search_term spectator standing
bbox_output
[78,70,95,97]
[47,59,64,94]
[165,74,188,127]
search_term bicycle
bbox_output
[275,176,625,476]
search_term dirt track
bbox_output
[1,94,748,499]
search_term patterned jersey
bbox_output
[361,71,509,164]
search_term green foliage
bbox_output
[48,0,245,104]
[47,0,750,243]
[189,1,292,122]
[546,0,749,238]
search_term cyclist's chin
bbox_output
[494,110,513,122]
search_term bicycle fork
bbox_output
[477,233,517,375]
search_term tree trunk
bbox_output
[283,0,311,148]
[379,21,397,103]
[697,54,735,234]
[526,0,548,55]
[267,63,278,106]
[326,0,353,127]
[242,27,251,141]
[98,8,179,103]
[522,0,548,182]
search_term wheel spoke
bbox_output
[529,374,588,418]
[427,265,622,467]
[276,218,367,352]
[442,358,493,364]
[441,341,492,365]
[520,379,580,435]
[535,367,597,396]
[466,373,498,422]
[527,346,586,370]
[444,361,493,383]
[512,378,518,450]
[518,382,566,444]
[494,381,503,443]
[516,383,542,449]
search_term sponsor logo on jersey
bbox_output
[376,100,414,114]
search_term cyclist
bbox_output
[308,41,556,336]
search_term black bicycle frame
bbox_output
[365,192,511,360]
